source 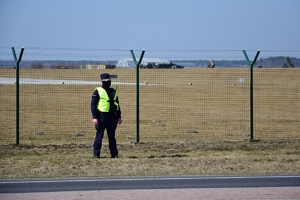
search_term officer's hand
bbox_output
[93,119,98,125]
[118,118,122,125]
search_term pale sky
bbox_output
[1,0,299,61]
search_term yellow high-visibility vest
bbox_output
[95,87,119,112]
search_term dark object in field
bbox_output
[283,57,295,68]
[207,60,215,68]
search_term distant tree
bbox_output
[50,62,77,69]
[31,61,44,69]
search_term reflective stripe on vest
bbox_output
[95,87,119,112]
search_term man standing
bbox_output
[91,73,122,158]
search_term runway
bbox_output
[0,77,135,85]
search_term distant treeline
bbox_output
[0,56,299,68]
[175,57,300,68]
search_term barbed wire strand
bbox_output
[1,46,300,52]
[1,53,273,60]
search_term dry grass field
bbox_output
[0,68,299,178]
[0,140,299,178]
[1,68,299,144]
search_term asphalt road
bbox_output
[0,175,299,193]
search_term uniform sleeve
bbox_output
[116,96,121,119]
[91,90,100,119]
[109,88,121,119]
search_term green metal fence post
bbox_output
[130,49,145,143]
[243,50,260,141]
[11,47,25,145]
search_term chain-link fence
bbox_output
[0,47,299,145]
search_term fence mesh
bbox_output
[0,48,299,145]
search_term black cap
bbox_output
[100,73,110,80]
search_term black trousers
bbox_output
[93,113,118,158]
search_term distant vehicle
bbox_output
[207,60,215,68]
[140,62,184,69]
[283,57,295,68]
[171,64,184,69]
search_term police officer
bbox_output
[91,73,122,158]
